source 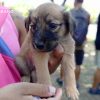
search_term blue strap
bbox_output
[0,37,14,58]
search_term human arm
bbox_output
[0,82,62,100]
[11,10,27,46]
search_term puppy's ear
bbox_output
[63,12,76,35]
[25,10,32,32]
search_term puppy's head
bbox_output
[26,3,74,52]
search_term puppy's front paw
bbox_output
[65,86,79,100]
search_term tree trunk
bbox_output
[51,0,54,2]
[50,0,67,6]
[62,0,67,6]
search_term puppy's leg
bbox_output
[31,70,37,83]
[61,34,79,100]
[31,50,52,85]
[15,31,32,82]
[15,56,31,82]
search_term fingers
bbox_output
[24,96,40,100]
[21,87,62,100]
[22,96,33,100]
[22,96,41,100]
[33,96,41,100]
[14,82,56,97]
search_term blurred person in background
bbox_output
[89,14,100,95]
[70,0,90,88]
[0,0,4,6]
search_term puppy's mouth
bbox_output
[32,41,58,52]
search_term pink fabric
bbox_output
[0,6,21,87]
[0,7,20,56]
[0,8,7,28]
[0,54,21,87]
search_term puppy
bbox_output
[15,3,79,100]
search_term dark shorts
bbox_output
[75,50,84,65]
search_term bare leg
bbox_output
[92,68,100,88]
[75,65,81,82]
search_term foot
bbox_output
[56,78,63,86]
[88,87,100,95]
[76,83,80,89]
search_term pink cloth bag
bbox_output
[0,6,21,87]
[0,54,21,87]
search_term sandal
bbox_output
[88,87,100,95]
[56,78,63,86]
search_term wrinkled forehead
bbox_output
[31,3,64,21]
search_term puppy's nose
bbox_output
[35,42,44,50]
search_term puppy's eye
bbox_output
[30,23,36,30]
[48,23,58,30]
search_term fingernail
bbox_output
[48,86,56,95]
[29,26,31,30]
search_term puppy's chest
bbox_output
[59,38,68,46]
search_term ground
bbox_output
[51,41,100,100]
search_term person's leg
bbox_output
[75,49,84,87]
[92,50,100,88]
[92,68,100,88]
[89,68,100,94]
[89,50,100,94]
[75,65,81,82]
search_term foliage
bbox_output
[9,1,98,23]
[10,1,33,17]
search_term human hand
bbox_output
[0,82,62,100]
[33,88,62,100]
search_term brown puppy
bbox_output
[15,3,79,100]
